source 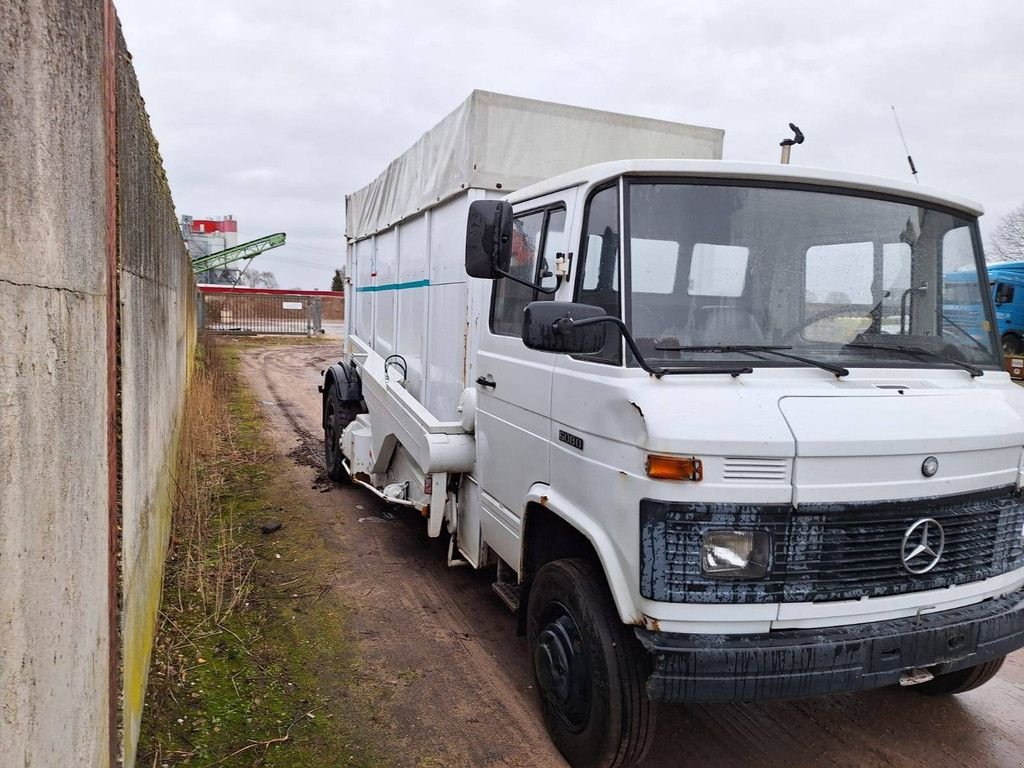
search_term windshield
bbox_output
[621,180,1000,371]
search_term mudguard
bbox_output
[525,484,641,626]
[321,361,362,427]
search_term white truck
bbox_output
[322,91,1024,768]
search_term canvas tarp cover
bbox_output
[346,90,724,240]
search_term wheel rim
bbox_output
[534,603,591,733]
[1003,338,1016,355]
[325,401,337,465]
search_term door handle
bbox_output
[476,375,496,389]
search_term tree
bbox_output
[989,202,1024,262]
[237,269,278,289]
[331,268,345,291]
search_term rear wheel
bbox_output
[909,656,1006,695]
[324,386,358,483]
[527,558,656,768]
[1002,333,1021,355]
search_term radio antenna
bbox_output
[890,105,919,183]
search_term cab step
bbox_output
[491,581,520,613]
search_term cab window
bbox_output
[490,206,565,337]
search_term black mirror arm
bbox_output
[560,315,665,377]
[494,266,560,294]
[556,316,753,378]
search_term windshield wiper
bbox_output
[562,314,754,377]
[844,342,984,377]
[655,344,850,378]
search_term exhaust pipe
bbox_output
[899,667,936,687]
[780,123,804,164]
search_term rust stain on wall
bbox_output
[103,1,122,763]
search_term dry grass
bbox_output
[167,340,256,624]
[139,337,381,767]
[141,337,274,763]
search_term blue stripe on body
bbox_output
[355,278,430,292]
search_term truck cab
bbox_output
[323,97,1024,768]
[985,261,1024,353]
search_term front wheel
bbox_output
[908,656,1006,696]
[527,559,656,768]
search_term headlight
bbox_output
[700,530,771,579]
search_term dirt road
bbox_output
[240,341,1024,768]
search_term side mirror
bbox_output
[465,200,513,279]
[522,301,607,354]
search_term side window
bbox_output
[941,226,975,272]
[996,282,1015,305]
[803,241,873,343]
[539,209,566,291]
[631,239,679,294]
[802,241,912,340]
[576,185,622,364]
[805,242,873,306]
[881,243,912,309]
[490,207,563,337]
[688,243,749,297]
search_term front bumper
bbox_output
[636,589,1024,703]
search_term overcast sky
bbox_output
[117,0,1024,290]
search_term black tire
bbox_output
[1002,333,1021,355]
[324,386,358,483]
[526,558,656,768]
[909,656,1006,696]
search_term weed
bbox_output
[138,338,381,767]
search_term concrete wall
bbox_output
[115,22,196,768]
[0,2,113,765]
[0,3,195,766]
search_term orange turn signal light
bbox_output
[647,455,703,481]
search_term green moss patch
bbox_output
[138,340,383,767]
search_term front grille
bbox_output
[639,487,1024,604]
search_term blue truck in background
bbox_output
[987,262,1024,354]
[942,262,1024,355]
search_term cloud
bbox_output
[117,0,1024,288]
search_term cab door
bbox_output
[993,281,1014,344]
[475,190,575,569]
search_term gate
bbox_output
[197,286,340,336]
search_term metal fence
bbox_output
[197,287,333,335]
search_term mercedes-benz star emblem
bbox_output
[901,517,945,574]
[921,456,939,477]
